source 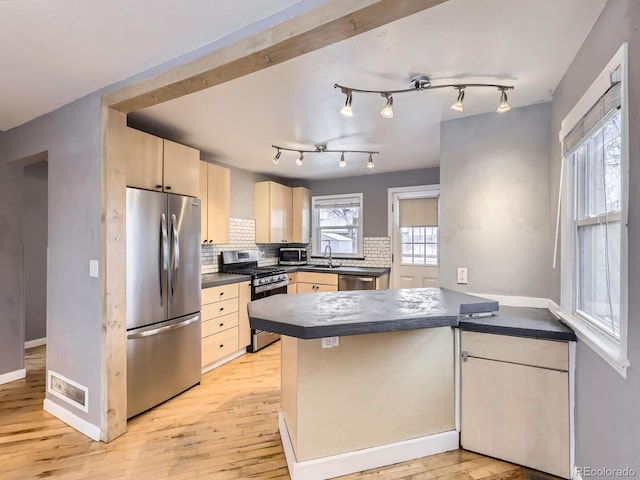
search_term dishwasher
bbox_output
[338,274,376,291]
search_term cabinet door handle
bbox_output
[155,184,162,189]
[219,322,224,327]
[220,307,224,312]
[220,292,224,297]
[165,186,172,190]
[219,344,224,348]
[461,351,469,362]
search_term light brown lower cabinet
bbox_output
[201,284,239,368]
[460,331,571,479]
[296,271,337,293]
[287,272,297,294]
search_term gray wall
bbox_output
[550,0,640,473]
[0,131,25,376]
[23,161,48,342]
[306,168,439,237]
[439,103,551,298]
[5,94,104,426]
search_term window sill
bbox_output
[555,310,629,378]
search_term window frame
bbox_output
[557,43,629,377]
[311,193,364,258]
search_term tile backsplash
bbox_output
[201,218,392,273]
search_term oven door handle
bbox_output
[254,280,289,294]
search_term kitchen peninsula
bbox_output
[248,288,499,480]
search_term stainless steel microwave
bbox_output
[279,247,307,265]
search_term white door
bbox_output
[389,186,440,289]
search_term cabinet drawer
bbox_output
[202,327,239,366]
[297,272,338,285]
[202,297,238,320]
[202,283,239,304]
[297,282,338,293]
[461,331,568,371]
[202,311,239,338]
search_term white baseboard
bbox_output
[469,293,549,308]
[25,337,46,349]
[0,368,26,385]
[201,348,246,375]
[279,413,459,480]
[43,398,101,441]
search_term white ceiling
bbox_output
[130,0,606,180]
[2,0,605,180]
[0,0,308,131]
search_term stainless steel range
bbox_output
[220,250,287,352]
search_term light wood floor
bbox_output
[0,345,556,480]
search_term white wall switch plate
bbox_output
[322,337,339,349]
[89,260,99,278]
[457,267,468,284]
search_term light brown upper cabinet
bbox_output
[255,181,310,244]
[126,127,200,198]
[199,161,230,244]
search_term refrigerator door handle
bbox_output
[127,315,200,340]
[160,214,168,306]
[170,214,180,303]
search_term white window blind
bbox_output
[399,198,438,227]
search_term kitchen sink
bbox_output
[307,264,342,269]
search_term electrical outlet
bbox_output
[321,337,339,349]
[457,267,468,285]
[89,260,99,278]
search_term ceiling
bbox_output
[0,0,308,131]
[2,0,606,180]
[130,0,606,180]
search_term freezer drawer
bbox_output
[127,313,201,418]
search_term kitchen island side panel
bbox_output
[282,328,455,462]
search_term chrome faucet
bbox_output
[324,245,333,268]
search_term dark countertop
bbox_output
[202,272,250,288]
[248,288,498,339]
[459,306,577,341]
[296,265,390,276]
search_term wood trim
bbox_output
[100,106,128,442]
[103,0,448,113]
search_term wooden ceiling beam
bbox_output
[104,0,448,113]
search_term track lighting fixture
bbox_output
[335,74,514,118]
[272,149,281,165]
[270,144,379,171]
[450,88,465,112]
[380,95,394,119]
[496,88,511,113]
[340,90,353,117]
[367,153,375,170]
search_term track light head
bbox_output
[450,88,465,113]
[497,89,511,113]
[367,153,375,170]
[380,95,394,119]
[272,149,281,165]
[339,152,347,168]
[295,152,304,166]
[340,90,353,117]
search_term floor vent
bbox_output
[47,370,88,412]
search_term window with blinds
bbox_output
[399,197,439,265]
[564,75,623,340]
[311,194,363,257]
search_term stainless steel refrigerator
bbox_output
[126,187,202,418]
